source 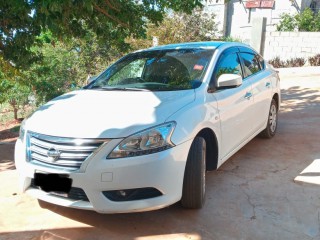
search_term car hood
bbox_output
[26,89,195,138]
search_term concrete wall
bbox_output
[205,0,320,42]
[204,0,227,37]
[263,31,320,60]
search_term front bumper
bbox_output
[14,138,192,213]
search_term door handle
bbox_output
[266,82,271,88]
[244,92,252,100]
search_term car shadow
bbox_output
[0,141,16,171]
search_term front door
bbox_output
[208,49,254,160]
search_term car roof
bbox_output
[148,41,224,50]
[143,41,250,51]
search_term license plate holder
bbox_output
[34,173,72,193]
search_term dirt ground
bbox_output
[1,70,320,240]
[0,120,19,142]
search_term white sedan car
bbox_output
[15,42,280,213]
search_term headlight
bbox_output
[19,119,26,142]
[107,122,176,159]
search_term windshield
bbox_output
[89,48,214,91]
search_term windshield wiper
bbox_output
[90,86,149,91]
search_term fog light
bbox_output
[119,190,127,197]
[103,187,162,202]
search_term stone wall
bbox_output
[263,31,320,61]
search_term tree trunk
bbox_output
[9,99,18,120]
[13,107,18,120]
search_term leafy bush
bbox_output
[222,36,243,42]
[285,58,306,67]
[276,13,296,31]
[277,8,320,32]
[268,57,286,68]
[295,8,315,31]
[268,57,306,68]
[308,54,320,66]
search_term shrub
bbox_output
[268,57,286,68]
[308,54,320,66]
[276,13,296,31]
[221,36,243,42]
[295,8,315,31]
[285,57,306,67]
[277,8,320,32]
[268,57,306,68]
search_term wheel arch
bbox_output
[196,128,219,171]
[272,93,280,110]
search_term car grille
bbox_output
[30,179,89,201]
[26,132,108,171]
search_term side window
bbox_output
[215,53,243,80]
[240,53,261,77]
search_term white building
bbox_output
[204,0,320,43]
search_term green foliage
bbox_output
[22,29,121,105]
[309,54,320,66]
[128,8,219,49]
[314,12,320,31]
[276,13,296,31]
[295,8,316,31]
[23,41,79,104]
[277,8,320,32]
[0,0,202,68]
[0,78,31,120]
[222,36,243,42]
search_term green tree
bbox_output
[0,78,31,120]
[23,41,79,104]
[128,8,219,49]
[1,56,31,120]
[20,29,123,105]
[0,0,202,67]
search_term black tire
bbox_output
[260,99,278,138]
[181,137,206,209]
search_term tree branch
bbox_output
[93,4,128,28]
[0,41,4,52]
[104,0,120,12]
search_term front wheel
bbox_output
[260,99,278,138]
[181,137,206,209]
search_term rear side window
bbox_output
[240,53,261,78]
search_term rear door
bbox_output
[238,48,273,132]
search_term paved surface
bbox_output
[1,69,320,240]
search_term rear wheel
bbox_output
[181,137,206,209]
[260,99,278,138]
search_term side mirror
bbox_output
[217,74,242,88]
[87,75,97,85]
